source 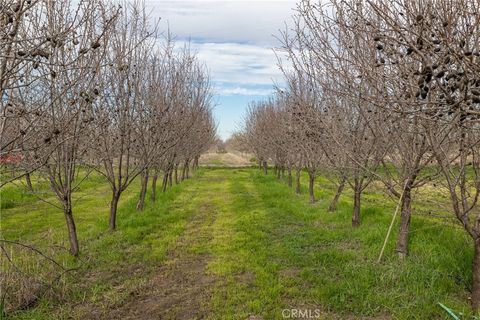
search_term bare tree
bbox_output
[284,0,480,310]
[1,0,113,186]
[134,45,215,210]
[334,0,479,307]
[4,0,118,256]
[90,0,159,228]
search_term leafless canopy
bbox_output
[1,0,216,258]
[244,0,480,311]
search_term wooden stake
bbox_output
[377,183,406,263]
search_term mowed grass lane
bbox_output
[1,168,473,319]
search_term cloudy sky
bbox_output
[146,0,297,139]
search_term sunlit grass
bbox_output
[1,167,474,319]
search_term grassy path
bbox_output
[2,168,474,319]
[108,173,223,319]
[111,168,472,319]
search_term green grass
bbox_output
[1,171,199,319]
[0,168,474,319]
[248,171,471,318]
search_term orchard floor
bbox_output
[1,168,474,319]
[198,151,253,167]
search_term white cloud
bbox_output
[146,1,297,45]
[191,42,284,85]
[216,86,275,96]
[144,1,297,139]
[147,1,295,89]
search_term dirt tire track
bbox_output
[107,184,220,320]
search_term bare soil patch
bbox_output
[199,151,253,167]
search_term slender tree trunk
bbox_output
[193,156,199,170]
[287,167,292,187]
[396,181,413,258]
[308,173,315,203]
[328,177,346,212]
[273,165,277,176]
[174,164,179,184]
[168,169,173,186]
[281,167,285,179]
[185,160,190,179]
[352,180,361,227]
[472,238,480,312]
[151,171,158,202]
[295,168,301,194]
[136,169,149,211]
[25,172,33,191]
[263,161,268,175]
[109,190,121,231]
[64,204,79,256]
[277,166,281,179]
[161,172,168,193]
[181,162,187,181]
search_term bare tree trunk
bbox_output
[168,169,173,186]
[25,172,33,191]
[109,190,121,231]
[295,168,301,194]
[193,156,199,171]
[136,169,149,211]
[181,162,187,181]
[287,167,292,187]
[185,160,190,179]
[277,166,281,179]
[308,173,315,203]
[352,179,361,227]
[64,203,79,256]
[174,164,179,184]
[396,181,413,258]
[328,177,346,212]
[151,171,158,202]
[472,239,480,312]
[263,161,268,175]
[161,172,168,193]
[281,167,285,179]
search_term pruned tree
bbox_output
[276,0,480,311]
[90,0,159,228]
[3,0,119,256]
